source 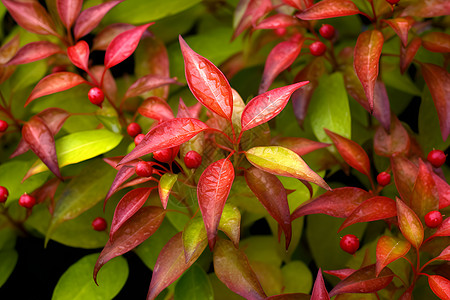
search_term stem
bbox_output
[369,0,378,25]
[0,207,27,236]
[165,209,190,216]
[206,128,234,144]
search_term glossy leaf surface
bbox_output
[271,137,329,156]
[410,160,439,219]
[428,275,450,299]
[295,0,360,20]
[400,37,421,74]
[158,173,178,209]
[94,206,165,282]
[119,118,208,165]
[92,23,136,51]
[254,14,299,30]
[242,82,309,132]
[7,41,61,65]
[182,217,207,262]
[137,96,174,122]
[353,30,384,111]
[375,236,410,276]
[213,239,267,300]
[245,167,292,248]
[427,217,450,241]
[396,197,423,249]
[245,146,330,191]
[197,158,234,249]
[124,75,180,99]
[25,72,87,106]
[311,268,330,300]
[391,155,417,205]
[218,204,241,248]
[422,32,450,53]
[323,269,355,280]
[57,0,82,29]
[179,36,233,120]
[67,41,90,72]
[381,18,413,47]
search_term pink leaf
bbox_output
[124,75,180,99]
[56,0,82,29]
[10,138,30,159]
[338,196,397,232]
[105,23,153,69]
[271,136,330,156]
[67,40,90,72]
[396,197,424,250]
[282,0,313,9]
[295,0,360,20]
[421,63,450,141]
[22,116,61,180]
[422,32,450,53]
[323,269,355,280]
[2,0,57,35]
[25,72,87,106]
[73,0,124,40]
[94,206,165,283]
[329,264,394,297]
[245,167,292,249]
[147,232,206,300]
[372,80,391,132]
[197,158,235,250]
[213,238,267,300]
[375,236,411,276]
[92,23,136,51]
[311,268,330,300]
[6,41,62,65]
[233,0,272,40]
[241,82,309,132]
[325,128,371,178]
[179,36,233,120]
[374,116,410,157]
[381,18,414,47]
[259,34,304,94]
[291,187,371,221]
[137,96,174,122]
[109,187,153,239]
[428,275,450,299]
[400,37,421,74]
[254,14,300,30]
[353,29,384,112]
[119,118,208,165]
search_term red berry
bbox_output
[0,186,8,203]
[184,150,202,169]
[88,87,104,107]
[424,211,443,228]
[309,41,327,56]
[153,148,174,163]
[134,133,145,146]
[19,193,36,209]
[377,172,391,186]
[135,161,153,177]
[427,150,446,168]
[340,234,359,254]
[386,0,400,4]
[319,24,335,40]
[127,122,142,138]
[0,120,8,132]
[92,217,107,231]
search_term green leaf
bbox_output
[10,60,46,91]
[174,265,214,300]
[46,159,116,244]
[0,250,18,287]
[281,261,313,294]
[307,72,351,143]
[381,64,420,96]
[0,227,16,250]
[26,129,122,177]
[52,253,128,300]
[159,173,178,209]
[240,236,283,267]
[104,0,202,24]
[183,217,207,262]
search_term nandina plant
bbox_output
[0,0,449,299]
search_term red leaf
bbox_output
[241,82,309,132]
[375,236,411,276]
[22,116,61,180]
[245,167,292,249]
[259,34,304,94]
[329,264,394,297]
[400,37,421,74]
[73,0,124,40]
[254,14,300,30]
[410,160,439,218]
[197,158,235,250]
[421,63,450,141]
[271,136,330,156]
[353,29,384,112]
[213,238,267,300]
[427,217,450,242]
[323,269,355,280]
[104,164,138,203]
[137,96,174,122]
[89,65,117,101]
[6,41,61,65]
[109,187,153,239]
[266,294,310,300]
[282,0,313,9]
[311,268,330,300]
[435,245,450,261]
[92,23,136,51]
[396,197,424,249]
[67,40,89,72]
[325,129,371,178]
[119,118,208,165]
[432,172,450,209]
[147,232,206,300]
[291,187,371,221]
[104,23,153,69]
[400,0,450,18]
[56,0,82,29]
[381,18,414,47]
[37,107,70,135]
[124,75,180,99]
[0,34,20,65]
[25,72,87,106]
[2,0,57,35]
[94,206,165,283]
[233,0,272,40]
[422,32,450,53]
[10,138,30,159]
[391,155,417,206]
[372,80,392,132]
[374,116,410,157]
[428,275,450,299]
[179,36,233,120]
[295,0,360,20]
[338,196,397,232]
